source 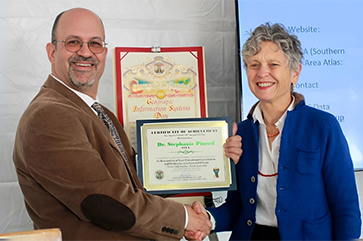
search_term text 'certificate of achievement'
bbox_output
[114,47,207,152]
[136,117,236,194]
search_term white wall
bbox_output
[355,171,363,238]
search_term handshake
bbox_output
[184,201,213,241]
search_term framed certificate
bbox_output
[136,117,236,194]
[114,47,208,151]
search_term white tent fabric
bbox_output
[0,0,240,235]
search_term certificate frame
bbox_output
[136,117,237,195]
[113,47,208,151]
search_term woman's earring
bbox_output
[291,83,295,93]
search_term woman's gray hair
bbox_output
[241,22,303,71]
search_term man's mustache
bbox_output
[69,56,99,66]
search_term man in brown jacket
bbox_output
[12,8,242,241]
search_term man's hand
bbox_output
[224,122,242,164]
[191,201,208,218]
[184,201,211,241]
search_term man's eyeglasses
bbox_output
[53,38,107,54]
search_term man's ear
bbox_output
[46,42,56,64]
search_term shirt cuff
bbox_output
[206,210,216,230]
[183,205,188,229]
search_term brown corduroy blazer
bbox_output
[13,75,185,241]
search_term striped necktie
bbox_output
[91,102,130,164]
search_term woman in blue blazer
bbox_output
[205,23,361,240]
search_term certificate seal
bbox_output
[155,170,164,180]
[213,167,220,178]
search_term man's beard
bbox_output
[68,56,99,90]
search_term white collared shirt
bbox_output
[252,96,295,227]
[51,74,98,115]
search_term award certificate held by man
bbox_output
[136,117,236,194]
